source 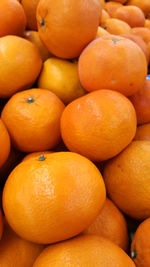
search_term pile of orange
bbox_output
[1,0,150,266]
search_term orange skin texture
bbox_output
[33,235,135,267]
[121,33,149,64]
[131,218,150,267]
[22,151,52,161]
[99,0,105,8]
[1,89,65,153]
[129,80,150,125]
[131,27,150,44]
[101,9,110,26]
[127,0,150,16]
[0,119,11,168]
[24,31,52,62]
[61,89,137,162]
[104,2,122,17]
[95,26,110,39]
[113,0,127,3]
[0,35,42,98]
[21,0,40,30]
[84,198,129,251]
[0,220,44,267]
[104,141,150,220]
[0,210,3,240]
[102,18,131,35]
[3,152,106,244]
[0,0,27,37]
[112,6,145,28]
[134,123,150,141]
[36,0,101,59]
[78,35,147,96]
[144,19,150,30]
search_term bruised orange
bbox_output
[36,0,101,58]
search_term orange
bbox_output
[131,217,150,267]
[78,35,147,96]
[127,0,150,16]
[104,141,150,220]
[99,0,105,8]
[61,90,136,162]
[84,198,129,251]
[0,119,11,168]
[1,89,65,153]
[0,0,26,37]
[144,19,150,30]
[0,220,44,267]
[21,0,40,30]
[0,209,3,240]
[24,30,51,62]
[112,6,145,28]
[102,18,131,35]
[121,33,149,64]
[134,123,150,141]
[22,151,52,161]
[0,35,42,98]
[101,9,110,26]
[0,148,24,188]
[38,58,86,104]
[3,152,106,244]
[95,26,110,38]
[33,235,135,267]
[131,27,150,44]
[113,0,127,2]
[129,79,150,124]
[36,0,101,59]
[104,2,122,17]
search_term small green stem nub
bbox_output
[38,154,46,161]
[27,97,34,104]
[112,39,119,43]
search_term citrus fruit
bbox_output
[131,27,150,44]
[61,89,136,162]
[22,151,52,161]
[0,210,3,240]
[33,234,135,267]
[36,0,101,58]
[21,0,40,30]
[1,89,65,152]
[0,119,11,168]
[131,217,150,267]
[104,2,122,17]
[84,198,129,251]
[101,9,110,26]
[134,123,150,141]
[104,141,150,220]
[95,26,110,38]
[3,152,106,244]
[38,58,86,104]
[78,35,147,96]
[0,35,42,98]
[127,0,150,16]
[102,18,131,35]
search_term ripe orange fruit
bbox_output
[33,235,135,267]
[84,198,129,251]
[129,79,150,124]
[102,18,131,35]
[95,26,110,38]
[61,90,136,162]
[127,0,150,16]
[36,0,101,58]
[1,89,65,152]
[104,141,150,220]
[131,27,150,44]
[131,217,150,267]
[112,6,145,28]
[21,0,40,30]
[24,30,51,62]
[104,1,122,17]
[121,33,149,64]
[134,123,150,141]
[78,35,147,96]
[144,19,150,30]
[99,0,105,8]
[0,210,3,240]
[0,0,26,37]
[101,9,110,26]
[0,220,44,267]
[38,58,86,104]
[22,151,52,161]
[113,0,126,3]
[0,119,11,168]
[0,36,42,98]
[3,152,106,244]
